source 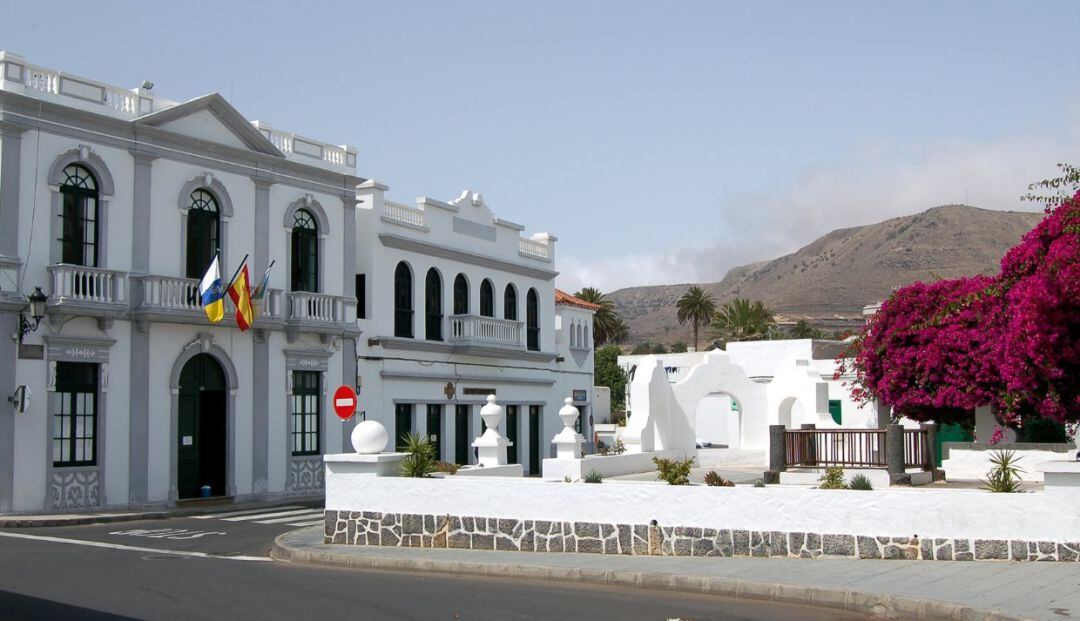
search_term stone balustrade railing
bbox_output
[448,314,523,349]
[252,121,357,173]
[0,52,356,174]
[48,264,127,306]
[287,291,355,324]
[381,200,427,229]
[518,238,551,261]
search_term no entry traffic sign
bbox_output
[333,385,358,421]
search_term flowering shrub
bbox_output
[842,192,1080,426]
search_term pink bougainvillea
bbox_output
[843,191,1080,426]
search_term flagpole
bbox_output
[227,253,250,289]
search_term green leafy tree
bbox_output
[676,286,716,352]
[575,287,628,346]
[594,345,628,410]
[652,343,668,354]
[630,341,654,355]
[670,341,688,353]
[710,298,776,344]
[1022,162,1080,211]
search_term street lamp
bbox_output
[18,287,48,343]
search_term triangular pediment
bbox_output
[136,93,283,157]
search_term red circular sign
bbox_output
[333,385,358,421]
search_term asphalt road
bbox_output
[0,506,870,621]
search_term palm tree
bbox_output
[575,287,627,346]
[711,298,776,344]
[676,286,716,351]
[788,319,823,339]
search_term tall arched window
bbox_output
[453,274,469,315]
[480,279,495,317]
[394,262,413,338]
[425,268,443,341]
[186,189,220,278]
[504,284,518,321]
[526,288,540,351]
[290,209,319,292]
[58,164,99,267]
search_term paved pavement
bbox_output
[0,512,864,621]
[276,526,1080,621]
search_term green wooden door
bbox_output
[176,354,227,499]
[426,404,443,460]
[936,423,974,467]
[177,393,200,499]
[506,405,519,464]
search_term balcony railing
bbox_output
[287,291,354,324]
[252,121,357,173]
[135,275,202,312]
[381,200,426,229]
[48,264,127,306]
[518,238,551,261]
[448,314,523,349]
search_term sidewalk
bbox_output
[0,497,321,528]
[274,526,1079,621]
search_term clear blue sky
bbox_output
[3,1,1078,291]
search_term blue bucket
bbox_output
[200,485,212,498]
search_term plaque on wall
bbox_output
[572,389,587,403]
[462,387,496,396]
[18,344,44,360]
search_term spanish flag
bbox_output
[198,255,225,323]
[227,263,255,331]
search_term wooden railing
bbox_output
[785,428,887,468]
[904,428,931,470]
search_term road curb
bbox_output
[272,528,1031,621]
[0,512,170,528]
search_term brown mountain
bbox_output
[609,205,1043,346]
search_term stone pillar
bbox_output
[0,122,22,511]
[251,177,273,495]
[921,422,944,481]
[341,194,358,452]
[0,121,23,260]
[552,398,584,460]
[128,150,156,504]
[886,423,909,485]
[765,424,786,484]
[471,395,510,467]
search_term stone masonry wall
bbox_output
[323,510,1080,562]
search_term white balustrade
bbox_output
[252,121,356,172]
[137,275,202,311]
[381,200,426,229]
[518,238,551,261]
[48,265,126,305]
[448,315,523,348]
[288,291,343,323]
[25,66,59,94]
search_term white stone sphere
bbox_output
[351,420,389,454]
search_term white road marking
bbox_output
[0,531,271,562]
[252,511,324,525]
[109,528,226,540]
[222,508,319,522]
[191,505,303,519]
[286,519,325,527]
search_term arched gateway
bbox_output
[176,353,228,499]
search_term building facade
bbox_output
[354,183,598,475]
[0,53,596,513]
[0,52,361,512]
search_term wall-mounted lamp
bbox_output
[18,287,48,344]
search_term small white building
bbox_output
[619,339,884,449]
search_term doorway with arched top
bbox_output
[177,353,228,499]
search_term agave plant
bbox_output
[982,450,1025,493]
[399,431,436,478]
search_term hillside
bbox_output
[609,205,1044,345]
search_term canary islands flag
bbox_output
[227,263,255,332]
[198,255,225,323]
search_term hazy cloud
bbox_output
[557,127,1078,294]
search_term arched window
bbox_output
[58,164,99,267]
[290,209,319,292]
[503,284,518,321]
[425,268,442,341]
[569,320,577,348]
[526,288,540,351]
[584,324,591,349]
[394,262,413,338]
[453,274,469,315]
[186,189,220,278]
[480,279,495,317]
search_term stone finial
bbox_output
[552,397,584,460]
[472,395,511,467]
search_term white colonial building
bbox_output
[353,183,599,475]
[0,52,597,513]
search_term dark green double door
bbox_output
[177,354,227,499]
